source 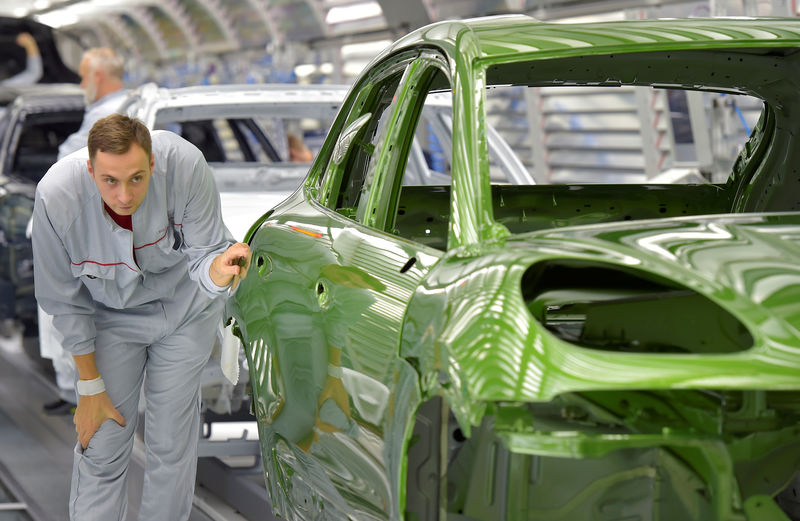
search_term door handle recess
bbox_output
[255,253,272,278]
[316,279,330,307]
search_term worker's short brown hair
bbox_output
[88,114,151,164]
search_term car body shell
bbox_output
[123,82,349,240]
[229,16,800,521]
[0,84,84,324]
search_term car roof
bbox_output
[367,16,800,102]
[4,83,84,113]
[124,82,350,126]
[382,15,800,63]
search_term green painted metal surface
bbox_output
[229,15,800,521]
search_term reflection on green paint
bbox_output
[230,15,800,521]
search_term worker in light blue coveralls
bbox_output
[0,33,42,87]
[31,114,251,521]
[58,47,129,159]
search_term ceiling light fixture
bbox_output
[326,1,382,24]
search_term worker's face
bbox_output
[78,57,99,104]
[88,143,153,216]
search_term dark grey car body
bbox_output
[0,84,84,324]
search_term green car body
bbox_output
[229,15,800,521]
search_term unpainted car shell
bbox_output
[0,84,84,324]
[122,83,353,415]
[230,15,800,521]
[124,83,348,240]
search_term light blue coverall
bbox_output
[31,130,235,521]
[57,89,128,161]
[0,54,42,87]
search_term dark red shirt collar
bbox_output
[104,203,132,231]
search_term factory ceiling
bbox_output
[1,0,718,64]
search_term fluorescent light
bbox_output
[319,62,334,74]
[326,1,382,24]
[13,7,29,17]
[36,11,80,27]
[343,60,369,76]
[294,64,317,78]
[340,39,391,59]
[33,0,51,9]
[34,0,131,27]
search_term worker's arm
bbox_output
[32,166,98,357]
[164,134,239,295]
[32,162,124,449]
[72,353,125,449]
[0,33,42,87]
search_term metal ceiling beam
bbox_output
[84,25,113,49]
[523,0,702,20]
[160,0,203,51]
[97,16,141,60]
[300,0,330,38]
[375,0,431,33]
[243,0,279,44]
[195,0,240,51]
[127,6,170,60]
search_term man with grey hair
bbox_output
[42,47,129,415]
[57,47,127,159]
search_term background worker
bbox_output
[31,114,250,521]
[59,47,127,158]
[287,132,314,162]
[40,47,128,415]
[0,32,42,87]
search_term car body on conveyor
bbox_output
[228,14,800,521]
[121,82,348,415]
[0,84,84,329]
[124,82,349,241]
[123,82,528,240]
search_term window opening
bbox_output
[11,111,83,183]
[333,73,403,219]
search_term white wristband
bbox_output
[76,376,106,396]
[327,364,343,378]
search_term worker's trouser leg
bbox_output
[51,347,77,403]
[38,305,77,403]
[68,292,222,521]
[138,299,221,521]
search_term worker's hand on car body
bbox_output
[74,393,126,449]
[210,242,251,288]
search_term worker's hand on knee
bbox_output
[210,242,251,288]
[74,393,126,449]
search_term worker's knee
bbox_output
[78,418,135,468]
